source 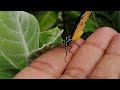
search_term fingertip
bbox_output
[95,27,118,35]
[85,27,118,50]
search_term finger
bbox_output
[60,27,117,79]
[13,38,84,79]
[89,33,120,79]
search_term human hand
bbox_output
[13,27,120,79]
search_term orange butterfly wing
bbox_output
[72,11,92,41]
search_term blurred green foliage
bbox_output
[28,11,120,39]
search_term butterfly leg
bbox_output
[64,46,68,63]
[71,41,80,48]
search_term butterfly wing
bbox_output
[72,11,92,41]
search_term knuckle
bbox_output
[64,67,88,79]
[30,60,59,78]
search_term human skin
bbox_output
[13,27,120,79]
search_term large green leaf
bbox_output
[0,11,40,72]
[36,11,58,32]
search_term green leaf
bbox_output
[0,69,19,79]
[112,11,120,32]
[28,27,63,63]
[0,11,40,72]
[36,11,58,32]
[94,11,113,28]
[64,11,81,22]
[39,27,63,48]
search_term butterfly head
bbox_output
[63,36,72,46]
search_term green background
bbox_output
[28,11,120,39]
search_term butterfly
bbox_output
[63,11,92,62]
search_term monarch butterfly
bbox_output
[63,11,92,62]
